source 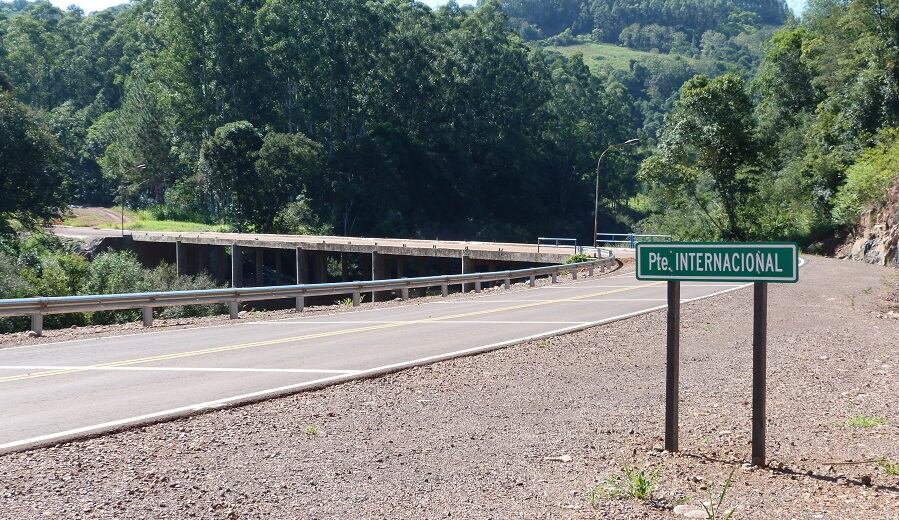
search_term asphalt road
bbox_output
[0,270,745,453]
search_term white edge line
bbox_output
[0,267,631,354]
[0,366,358,375]
[0,280,747,455]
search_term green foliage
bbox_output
[591,463,659,503]
[640,74,758,240]
[846,414,886,428]
[145,263,225,319]
[201,121,325,232]
[0,234,225,332]
[878,457,899,476]
[565,253,590,264]
[701,468,737,520]
[832,131,899,225]
[502,0,787,45]
[0,90,68,235]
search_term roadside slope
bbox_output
[0,257,896,519]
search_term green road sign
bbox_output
[636,242,799,283]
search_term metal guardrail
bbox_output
[537,237,579,254]
[596,233,672,249]
[0,254,617,336]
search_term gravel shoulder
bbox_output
[0,257,897,519]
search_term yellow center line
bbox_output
[0,282,664,385]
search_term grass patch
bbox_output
[877,457,899,476]
[702,468,736,520]
[545,42,698,73]
[591,463,659,504]
[304,425,319,437]
[62,207,231,233]
[847,414,886,428]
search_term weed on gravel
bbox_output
[847,414,886,428]
[591,463,659,504]
[701,468,737,520]
[877,457,899,476]
[304,425,319,437]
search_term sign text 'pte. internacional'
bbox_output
[636,243,799,283]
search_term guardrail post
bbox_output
[30,314,42,337]
[474,280,482,293]
[571,268,578,280]
[588,264,595,277]
[352,291,361,307]
[551,272,558,284]
[504,278,510,290]
[229,301,239,319]
[295,296,304,312]
[141,307,154,327]
[441,284,448,296]
[529,275,536,287]
[401,287,410,300]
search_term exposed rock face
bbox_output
[838,184,899,268]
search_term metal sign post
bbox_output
[636,242,798,467]
[752,282,768,467]
[665,280,680,452]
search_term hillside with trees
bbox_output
[1,0,897,266]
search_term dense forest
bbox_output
[2,0,898,252]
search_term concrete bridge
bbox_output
[53,228,604,301]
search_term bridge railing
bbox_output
[595,233,672,249]
[0,253,617,337]
[536,237,579,254]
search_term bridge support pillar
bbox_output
[274,250,283,283]
[397,256,406,279]
[231,245,243,288]
[314,252,328,283]
[371,251,387,302]
[255,249,264,286]
[461,255,472,293]
[295,248,309,284]
[176,241,187,276]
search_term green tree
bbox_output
[640,74,758,239]
[0,90,68,235]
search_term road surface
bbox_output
[0,270,743,453]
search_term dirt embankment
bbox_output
[0,257,896,519]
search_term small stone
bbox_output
[27,331,39,338]
[684,511,707,519]
[861,475,872,486]
[673,504,697,515]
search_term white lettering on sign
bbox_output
[668,251,785,274]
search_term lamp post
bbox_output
[121,164,146,236]
[593,139,639,248]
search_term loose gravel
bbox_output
[0,256,896,519]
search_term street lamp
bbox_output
[593,139,639,248]
[121,164,146,236]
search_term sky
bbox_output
[50,0,804,15]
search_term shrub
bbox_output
[566,253,591,264]
[146,262,225,319]
[80,251,151,324]
[832,130,899,225]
